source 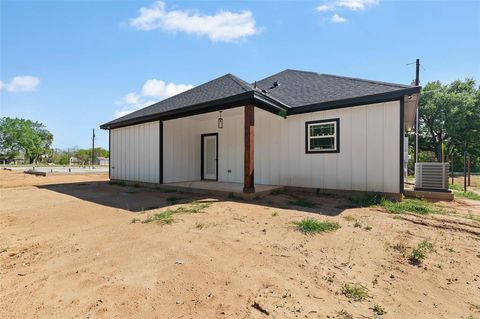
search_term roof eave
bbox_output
[100,91,288,130]
[288,86,421,115]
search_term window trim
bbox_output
[305,118,340,154]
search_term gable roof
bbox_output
[101,69,420,129]
[256,69,414,108]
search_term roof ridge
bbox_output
[226,73,253,92]
[320,73,414,89]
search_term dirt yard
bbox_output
[1,170,479,319]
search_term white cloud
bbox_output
[129,1,260,42]
[330,13,347,23]
[0,75,40,92]
[316,0,379,22]
[142,79,193,99]
[114,78,193,118]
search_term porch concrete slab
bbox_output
[161,181,283,200]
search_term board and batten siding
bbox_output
[110,121,160,183]
[254,100,401,194]
[163,107,244,183]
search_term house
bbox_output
[100,69,420,199]
[97,156,109,166]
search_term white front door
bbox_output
[202,134,217,180]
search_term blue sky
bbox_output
[1,0,479,149]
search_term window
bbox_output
[305,118,340,153]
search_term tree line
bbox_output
[0,117,108,165]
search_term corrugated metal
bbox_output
[110,121,160,183]
[255,101,401,193]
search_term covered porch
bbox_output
[160,180,283,200]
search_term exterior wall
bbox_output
[254,101,401,193]
[163,107,244,183]
[110,121,160,183]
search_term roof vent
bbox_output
[273,81,279,87]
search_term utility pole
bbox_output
[91,128,96,169]
[414,58,420,164]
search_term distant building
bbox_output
[97,156,109,166]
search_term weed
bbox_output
[271,211,279,217]
[372,304,386,315]
[130,218,141,224]
[336,310,353,319]
[381,198,449,215]
[342,215,355,222]
[408,240,433,265]
[195,222,206,230]
[142,211,175,224]
[294,218,340,234]
[289,199,317,208]
[455,191,480,201]
[341,283,369,301]
[447,247,456,253]
[354,220,362,228]
[176,201,211,214]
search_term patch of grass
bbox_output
[142,211,175,225]
[341,283,369,301]
[466,213,480,222]
[454,190,480,201]
[294,218,340,234]
[449,183,463,191]
[408,240,434,265]
[372,304,386,315]
[447,247,456,253]
[381,198,449,215]
[176,201,211,214]
[346,193,383,207]
[342,215,355,222]
[289,199,317,208]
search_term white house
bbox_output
[100,69,420,198]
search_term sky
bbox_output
[1,0,479,149]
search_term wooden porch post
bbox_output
[243,104,255,193]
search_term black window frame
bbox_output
[305,118,340,154]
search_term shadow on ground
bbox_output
[38,181,352,215]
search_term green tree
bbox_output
[416,79,480,168]
[0,117,53,163]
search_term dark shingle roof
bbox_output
[255,69,413,108]
[101,69,419,129]
[104,74,254,127]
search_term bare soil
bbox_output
[1,170,479,319]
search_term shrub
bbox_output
[294,218,340,234]
[408,240,433,265]
[341,283,369,301]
